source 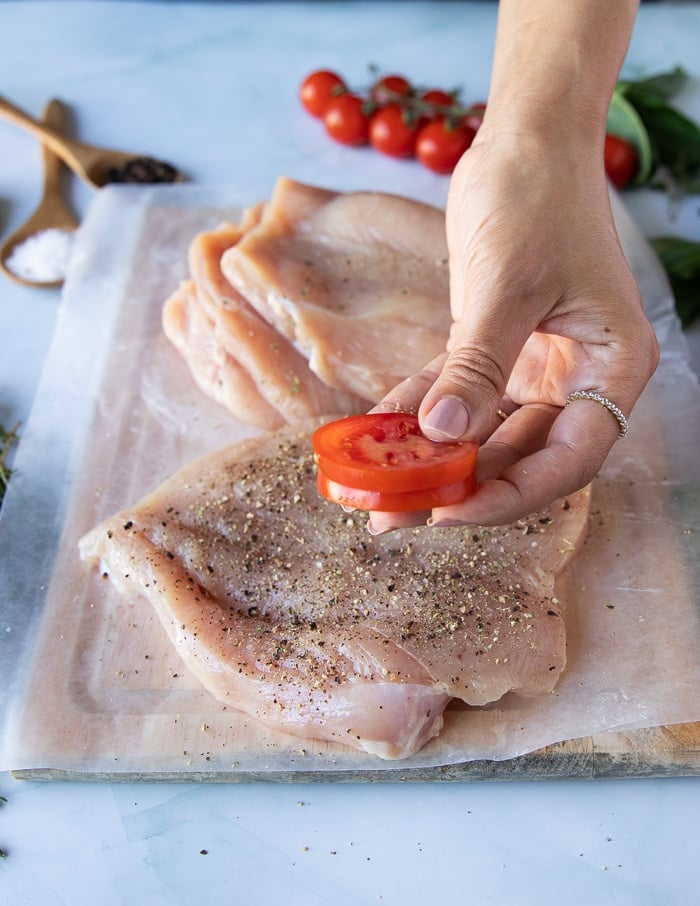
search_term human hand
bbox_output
[367,127,659,533]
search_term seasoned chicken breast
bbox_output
[79,421,590,760]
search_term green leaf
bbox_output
[630,95,700,188]
[618,66,688,104]
[607,89,654,183]
[650,236,700,327]
[0,423,20,505]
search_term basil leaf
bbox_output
[630,95,700,187]
[650,237,700,327]
[619,66,688,104]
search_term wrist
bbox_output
[483,0,638,149]
[477,83,608,155]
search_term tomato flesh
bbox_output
[311,413,478,493]
[317,471,475,513]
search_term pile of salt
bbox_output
[5,228,74,283]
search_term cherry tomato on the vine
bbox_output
[324,93,370,146]
[371,74,412,105]
[604,133,638,190]
[416,119,476,174]
[369,104,420,158]
[300,69,347,118]
[299,66,487,175]
[420,89,456,118]
[464,101,487,133]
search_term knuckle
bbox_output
[441,345,508,399]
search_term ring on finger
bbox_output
[565,389,629,438]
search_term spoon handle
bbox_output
[0,95,84,177]
[40,99,71,200]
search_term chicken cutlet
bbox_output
[79,421,590,760]
[219,177,453,401]
[163,218,366,427]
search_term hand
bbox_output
[368,128,659,533]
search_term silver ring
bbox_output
[565,390,629,438]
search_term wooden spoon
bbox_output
[0,94,181,190]
[0,99,79,288]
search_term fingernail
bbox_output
[423,397,469,440]
[427,517,465,528]
[367,520,389,536]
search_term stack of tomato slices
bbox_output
[311,413,478,512]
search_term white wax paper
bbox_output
[0,184,698,779]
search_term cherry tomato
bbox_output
[604,133,638,190]
[371,74,412,105]
[464,102,487,133]
[316,471,475,512]
[300,69,347,118]
[312,413,478,493]
[369,104,420,158]
[415,119,476,174]
[323,93,370,146]
[420,89,455,119]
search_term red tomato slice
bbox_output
[311,413,478,493]
[316,470,475,512]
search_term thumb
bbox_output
[418,319,520,442]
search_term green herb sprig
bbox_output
[650,236,700,327]
[0,423,20,505]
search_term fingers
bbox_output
[367,395,629,533]
[472,402,559,482]
[367,401,556,535]
[431,396,622,526]
[369,354,447,417]
[418,325,520,443]
[368,509,429,535]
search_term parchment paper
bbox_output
[1,184,699,777]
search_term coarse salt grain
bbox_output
[5,228,74,283]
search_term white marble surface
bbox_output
[1,2,700,903]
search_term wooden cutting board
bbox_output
[12,728,700,783]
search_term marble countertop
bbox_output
[1,3,699,903]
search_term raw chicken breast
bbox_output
[220,178,453,400]
[163,218,366,427]
[79,421,591,760]
[162,279,282,428]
